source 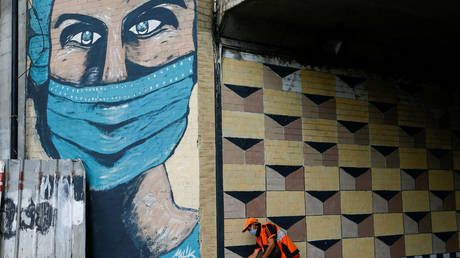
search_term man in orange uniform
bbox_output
[242,218,300,258]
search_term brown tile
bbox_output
[358,215,374,237]
[323,146,338,167]
[265,115,284,140]
[444,192,456,210]
[356,171,372,190]
[222,84,244,112]
[446,232,458,252]
[285,168,304,191]
[245,141,264,164]
[246,192,266,218]
[388,192,402,212]
[324,240,341,258]
[223,138,244,164]
[390,236,405,258]
[386,150,400,168]
[287,218,307,242]
[354,127,370,145]
[323,192,340,214]
[284,119,302,141]
[263,65,282,91]
[319,99,337,120]
[419,213,431,233]
[244,90,263,113]
[415,171,429,190]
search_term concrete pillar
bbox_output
[0,0,12,159]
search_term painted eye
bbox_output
[129,20,161,35]
[70,30,102,46]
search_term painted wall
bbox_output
[221,54,460,258]
[25,0,200,257]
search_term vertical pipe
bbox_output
[214,43,224,257]
[10,0,18,159]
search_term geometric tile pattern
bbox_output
[221,57,460,257]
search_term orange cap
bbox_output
[242,218,258,232]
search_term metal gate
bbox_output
[0,159,86,258]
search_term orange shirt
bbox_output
[255,223,300,258]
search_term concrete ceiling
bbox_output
[218,0,460,83]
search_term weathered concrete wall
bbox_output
[0,0,27,160]
[0,0,12,159]
[221,51,460,258]
[25,0,201,257]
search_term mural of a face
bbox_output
[27,0,198,257]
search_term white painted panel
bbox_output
[55,159,72,258]
[17,160,40,258]
[0,160,21,258]
[36,160,57,258]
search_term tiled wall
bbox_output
[220,56,460,258]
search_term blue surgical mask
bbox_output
[249,229,257,236]
[46,54,195,190]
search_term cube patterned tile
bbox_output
[307,239,342,258]
[268,216,306,242]
[302,94,337,120]
[404,212,431,234]
[401,169,429,190]
[341,214,374,237]
[335,75,367,100]
[304,142,338,166]
[399,126,426,148]
[265,114,302,141]
[369,101,398,125]
[306,191,340,215]
[375,235,405,258]
[340,167,371,190]
[222,84,263,113]
[337,120,369,145]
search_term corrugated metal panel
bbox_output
[0,159,86,258]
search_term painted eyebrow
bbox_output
[54,14,105,28]
[133,0,187,13]
[125,0,187,22]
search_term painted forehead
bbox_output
[50,0,192,24]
